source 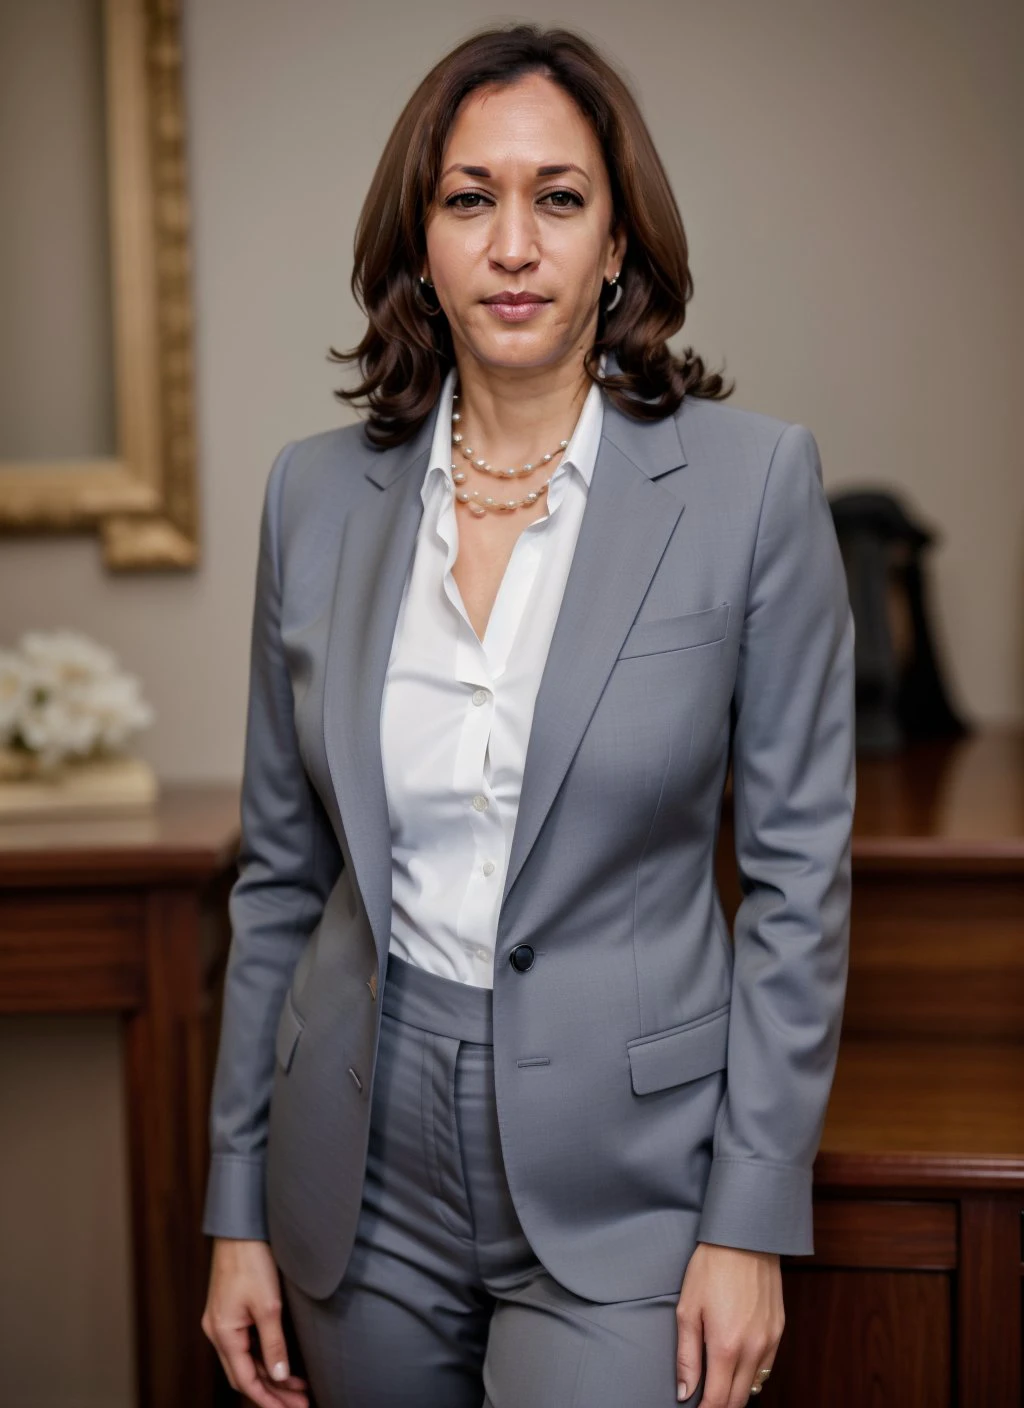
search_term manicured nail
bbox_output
[271,1362,288,1381]
[677,1385,687,1402]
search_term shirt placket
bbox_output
[432,471,562,978]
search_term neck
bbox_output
[452,352,592,464]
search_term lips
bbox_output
[482,292,550,305]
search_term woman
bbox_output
[201,23,855,1408]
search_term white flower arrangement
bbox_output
[0,629,155,780]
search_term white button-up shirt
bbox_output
[379,358,606,987]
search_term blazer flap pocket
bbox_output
[626,1003,730,1095]
[275,989,305,1073]
[618,602,730,660]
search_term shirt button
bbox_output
[482,859,495,876]
[472,688,489,706]
[475,945,489,962]
[472,794,488,812]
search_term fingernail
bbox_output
[677,1385,688,1402]
[271,1362,288,1382]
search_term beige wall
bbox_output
[1,0,1021,1399]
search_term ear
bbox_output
[607,224,628,280]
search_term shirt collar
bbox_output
[424,351,607,503]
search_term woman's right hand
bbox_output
[202,1237,310,1408]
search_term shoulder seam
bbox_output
[267,439,299,599]
[743,421,795,592]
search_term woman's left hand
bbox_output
[675,1242,785,1406]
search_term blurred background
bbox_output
[0,0,1021,1404]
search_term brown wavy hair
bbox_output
[329,23,734,448]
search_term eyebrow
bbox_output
[440,163,591,182]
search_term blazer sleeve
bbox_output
[202,441,344,1241]
[695,422,856,1257]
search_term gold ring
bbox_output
[750,1366,772,1395]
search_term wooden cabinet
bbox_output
[717,728,1024,1407]
[0,787,239,1408]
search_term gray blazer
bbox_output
[202,349,856,1304]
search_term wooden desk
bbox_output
[0,786,240,1408]
[718,727,1024,1407]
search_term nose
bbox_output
[488,193,540,272]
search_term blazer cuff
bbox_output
[696,1157,814,1256]
[201,1154,269,1242]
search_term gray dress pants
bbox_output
[282,952,706,1407]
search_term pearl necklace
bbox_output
[450,388,570,516]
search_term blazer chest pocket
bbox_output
[626,1002,730,1095]
[617,602,730,660]
[275,988,305,1074]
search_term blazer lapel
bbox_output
[498,394,687,923]
[322,405,437,971]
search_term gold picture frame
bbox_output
[0,0,198,570]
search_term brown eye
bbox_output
[445,192,489,209]
[543,190,584,208]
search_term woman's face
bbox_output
[422,72,626,374]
